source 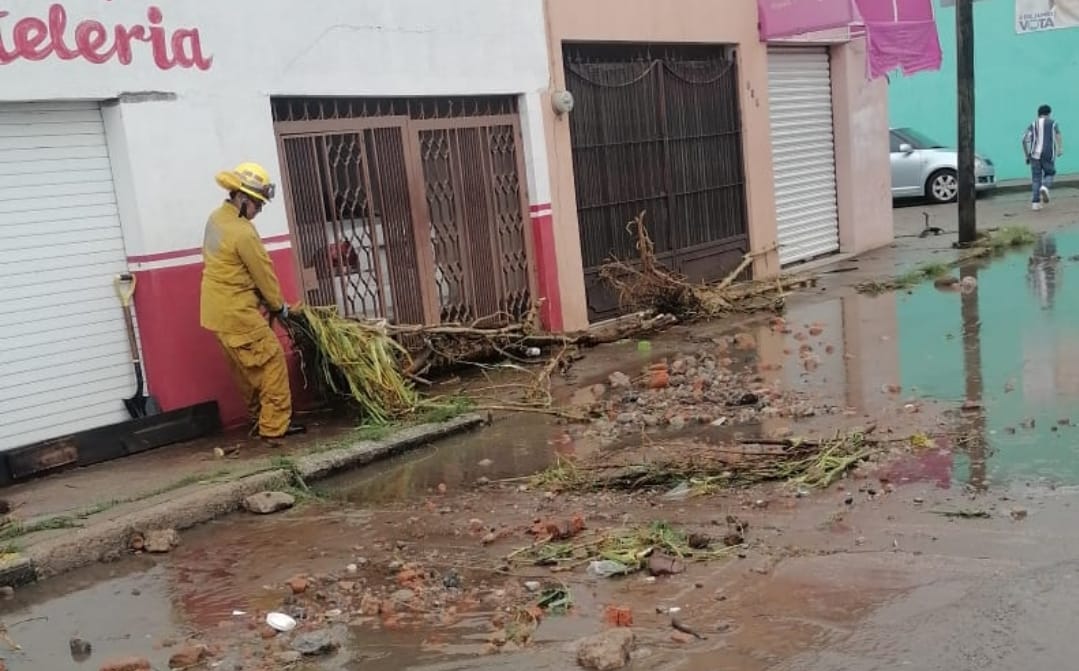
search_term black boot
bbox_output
[259,424,307,441]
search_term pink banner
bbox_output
[758,0,856,39]
[855,0,934,22]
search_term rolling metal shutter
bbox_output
[768,47,840,265]
[0,101,134,452]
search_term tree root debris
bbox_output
[599,212,814,320]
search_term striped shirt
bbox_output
[1024,117,1061,161]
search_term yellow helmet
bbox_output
[215,162,276,203]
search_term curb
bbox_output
[991,175,1079,195]
[2,414,484,587]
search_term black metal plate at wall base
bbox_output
[1,402,222,486]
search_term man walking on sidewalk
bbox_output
[1023,104,1064,211]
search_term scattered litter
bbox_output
[266,612,297,633]
[671,615,707,640]
[68,638,91,661]
[932,509,991,520]
[662,482,692,501]
[587,560,631,579]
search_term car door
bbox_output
[890,132,926,197]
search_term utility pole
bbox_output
[956,0,977,246]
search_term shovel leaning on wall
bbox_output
[114,273,162,418]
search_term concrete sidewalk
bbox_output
[0,415,484,586]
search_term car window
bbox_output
[889,132,902,152]
[895,128,945,150]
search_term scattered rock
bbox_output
[275,651,303,665]
[523,581,542,593]
[669,416,686,431]
[670,632,694,644]
[143,529,180,554]
[1010,508,1029,521]
[576,628,635,671]
[647,554,686,577]
[730,392,759,407]
[603,605,634,628]
[98,657,151,671]
[345,563,358,574]
[529,515,585,541]
[608,372,632,389]
[286,576,309,595]
[478,458,494,468]
[390,589,416,604]
[69,638,92,661]
[168,644,208,669]
[243,491,296,515]
[290,629,339,656]
[359,594,382,616]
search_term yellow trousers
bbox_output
[214,326,292,438]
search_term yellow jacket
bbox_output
[200,202,286,335]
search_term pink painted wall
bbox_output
[541,0,781,331]
[830,38,894,255]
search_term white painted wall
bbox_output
[0,0,551,256]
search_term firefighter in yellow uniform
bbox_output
[200,162,305,441]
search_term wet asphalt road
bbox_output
[779,556,1079,671]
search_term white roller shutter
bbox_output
[0,101,134,452]
[768,47,840,266]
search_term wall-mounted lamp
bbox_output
[551,90,575,115]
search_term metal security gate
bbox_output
[564,43,750,321]
[0,101,134,451]
[768,47,840,266]
[273,97,533,327]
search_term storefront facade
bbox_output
[0,0,894,453]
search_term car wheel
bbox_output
[927,169,958,204]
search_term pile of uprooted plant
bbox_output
[530,428,884,496]
[278,212,826,421]
[280,303,677,421]
[599,211,815,319]
[506,519,741,575]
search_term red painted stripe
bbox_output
[127,233,293,263]
[530,212,563,332]
[529,202,553,214]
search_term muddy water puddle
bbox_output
[9,237,1079,669]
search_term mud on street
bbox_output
[6,195,1079,671]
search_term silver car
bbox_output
[890,127,997,203]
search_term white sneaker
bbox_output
[1040,186,1051,203]
[1033,202,1044,211]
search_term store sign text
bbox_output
[0,4,212,70]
